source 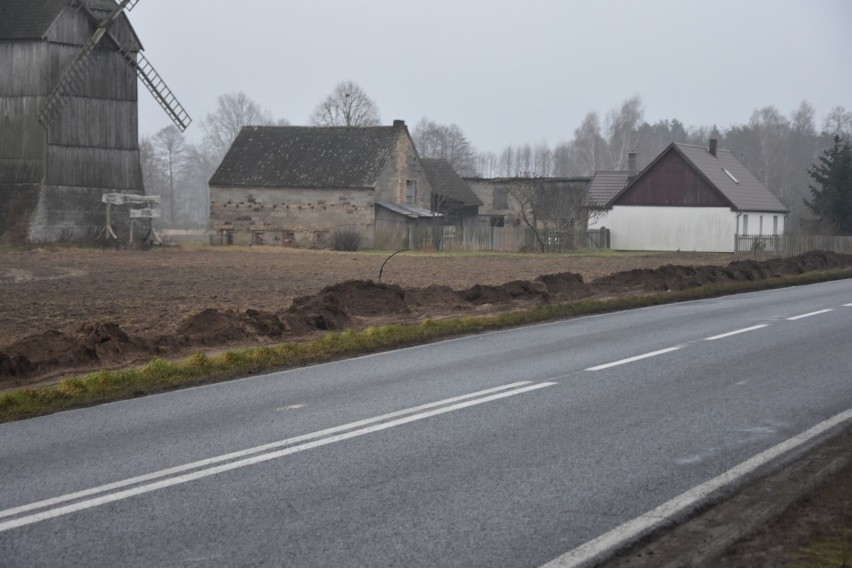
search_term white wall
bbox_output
[737,211,786,236]
[590,206,738,252]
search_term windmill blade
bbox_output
[118,48,192,132]
[125,0,141,11]
[38,0,137,126]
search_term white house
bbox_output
[586,140,789,252]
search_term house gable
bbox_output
[614,147,733,208]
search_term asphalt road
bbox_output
[1,280,851,568]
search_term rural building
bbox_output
[208,121,436,249]
[587,140,789,252]
[0,0,149,243]
[422,158,482,224]
[468,177,591,230]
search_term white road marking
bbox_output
[540,407,852,568]
[0,382,556,533]
[586,347,682,372]
[844,303,852,307]
[787,309,833,321]
[705,324,769,341]
[0,381,532,522]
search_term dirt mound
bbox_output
[177,309,258,345]
[593,264,737,293]
[404,285,468,311]
[461,280,550,305]
[535,272,593,301]
[0,353,35,378]
[3,251,852,387]
[592,251,852,294]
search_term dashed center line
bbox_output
[787,309,833,321]
[705,324,768,341]
[844,303,852,308]
[586,347,682,372]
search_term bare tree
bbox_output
[202,92,275,165]
[507,178,583,252]
[152,125,189,223]
[822,106,852,138]
[605,95,645,170]
[570,112,608,175]
[309,80,381,127]
[413,118,478,176]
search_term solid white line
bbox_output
[540,407,852,568]
[704,324,769,341]
[586,347,682,372]
[0,382,557,533]
[787,309,833,321]
[0,381,532,521]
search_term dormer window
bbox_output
[723,169,740,184]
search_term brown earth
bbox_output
[0,248,726,386]
[1,246,852,566]
[2,248,852,389]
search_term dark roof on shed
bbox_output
[671,144,788,212]
[209,125,404,189]
[0,0,126,40]
[422,159,482,207]
[598,143,789,213]
[584,171,632,208]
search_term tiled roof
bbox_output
[422,159,482,207]
[209,126,401,189]
[0,0,122,40]
[584,171,632,208]
[673,144,788,213]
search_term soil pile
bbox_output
[2,250,851,388]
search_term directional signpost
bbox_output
[99,193,162,245]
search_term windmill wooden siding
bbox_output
[0,2,143,243]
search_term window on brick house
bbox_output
[405,180,417,205]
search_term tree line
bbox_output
[141,81,852,233]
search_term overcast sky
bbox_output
[131,0,852,153]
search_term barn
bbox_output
[0,0,188,243]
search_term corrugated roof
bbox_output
[376,202,438,219]
[209,125,401,189]
[673,144,788,212]
[584,171,632,208]
[0,0,124,40]
[422,158,482,207]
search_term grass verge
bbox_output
[2,268,852,423]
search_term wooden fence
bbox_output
[407,222,610,253]
[735,234,852,255]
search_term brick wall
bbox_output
[210,186,376,247]
[373,122,433,209]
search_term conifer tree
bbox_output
[804,136,852,234]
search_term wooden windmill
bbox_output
[0,0,191,243]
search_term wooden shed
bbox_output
[0,0,144,243]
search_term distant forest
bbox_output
[141,91,851,230]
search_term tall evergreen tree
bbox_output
[804,136,852,234]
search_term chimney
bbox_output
[627,151,637,174]
[709,138,718,157]
[393,119,405,130]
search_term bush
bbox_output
[330,228,362,251]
